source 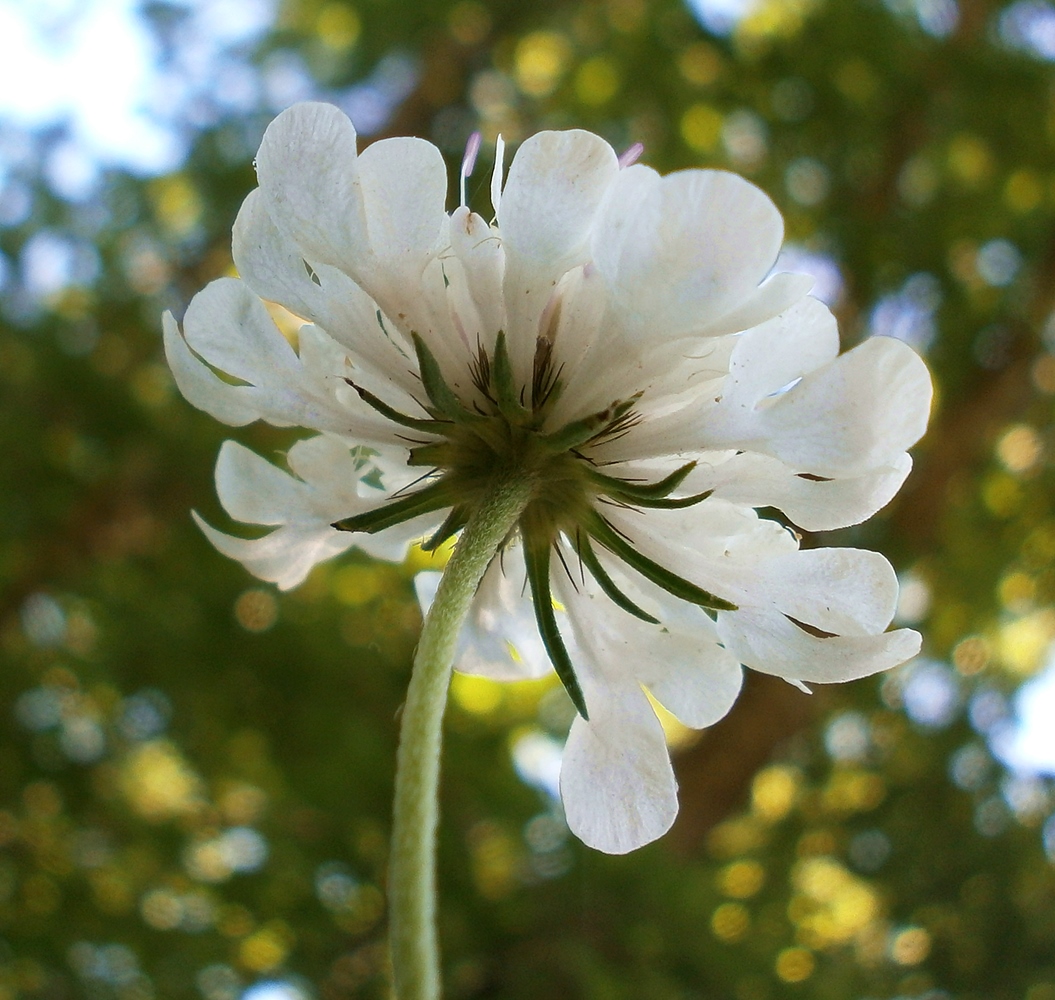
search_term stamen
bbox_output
[618,142,644,169]
[490,134,505,216]
[460,130,482,208]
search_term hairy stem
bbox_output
[389,474,534,1000]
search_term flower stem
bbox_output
[389,474,534,1000]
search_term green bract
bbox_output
[334,331,733,719]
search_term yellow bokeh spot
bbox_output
[678,42,722,86]
[738,0,815,43]
[981,471,1021,518]
[451,673,504,716]
[316,4,361,50]
[141,888,184,931]
[997,424,1043,474]
[952,635,991,676]
[790,856,881,948]
[514,31,572,98]
[775,947,815,983]
[998,610,1055,676]
[235,588,278,632]
[999,571,1035,612]
[718,859,766,899]
[708,816,767,859]
[332,564,385,606]
[821,770,886,815]
[890,926,931,965]
[151,175,203,238]
[1005,170,1043,214]
[681,103,724,154]
[468,821,521,900]
[575,56,620,107]
[751,764,800,822]
[947,134,993,187]
[239,923,292,972]
[711,902,751,942]
[119,740,203,821]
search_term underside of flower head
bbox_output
[163,101,934,853]
[333,328,733,718]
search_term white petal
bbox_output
[710,335,933,478]
[462,548,551,680]
[719,296,839,408]
[752,547,899,637]
[499,129,619,267]
[255,102,370,273]
[694,451,913,531]
[498,129,619,382]
[194,514,354,591]
[413,551,550,682]
[232,188,328,323]
[448,206,506,343]
[592,167,784,342]
[182,277,299,385]
[560,552,744,729]
[717,607,921,684]
[215,440,307,526]
[560,681,678,854]
[695,271,814,338]
[233,193,423,399]
[162,312,257,426]
[356,136,449,265]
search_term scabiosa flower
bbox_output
[164,102,931,854]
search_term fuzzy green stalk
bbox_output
[389,473,535,1000]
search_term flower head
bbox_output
[165,102,932,854]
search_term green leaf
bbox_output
[586,511,738,612]
[524,538,589,720]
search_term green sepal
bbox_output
[407,443,450,468]
[524,538,589,720]
[344,378,445,435]
[537,397,637,454]
[411,333,479,425]
[588,461,697,501]
[586,511,738,612]
[607,489,714,510]
[333,480,453,534]
[574,531,659,624]
[492,331,531,424]
[422,505,470,551]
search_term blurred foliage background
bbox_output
[3,0,1055,997]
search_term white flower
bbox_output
[164,102,932,854]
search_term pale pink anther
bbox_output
[618,142,644,168]
[460,130,482,207]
